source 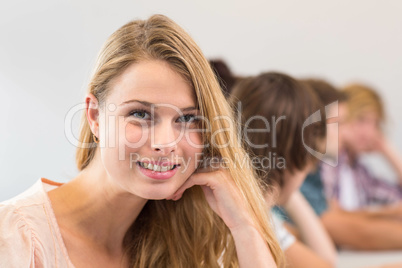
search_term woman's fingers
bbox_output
[168,168,253,230]
[171,169,222,200]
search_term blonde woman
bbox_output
[0,15,283,267]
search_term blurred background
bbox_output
[0,0,401,200]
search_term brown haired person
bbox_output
[297,79,402,251]
[230,72,337,268]
[209,58,242,97]
[296,79,349,217]
[0,15,284,267]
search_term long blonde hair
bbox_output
[75,14,284,267]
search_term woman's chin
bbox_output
[137,188,178,201]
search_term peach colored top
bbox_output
[0,178,75,267]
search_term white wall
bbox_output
[1,0,401,199]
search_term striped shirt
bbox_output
[321,150,402,210]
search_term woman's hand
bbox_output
[167,166,278,267]
[168,167,253,231]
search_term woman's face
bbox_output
[96,60,203,200]
[341,110,381,154]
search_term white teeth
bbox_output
[139,162,175,172]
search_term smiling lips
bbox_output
[137,161,180,180]
[138,161,177,172]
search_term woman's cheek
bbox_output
[184,130,203,152]
[124,123,150,146]
[179,131,203,173]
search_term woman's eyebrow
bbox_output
[119,99,198,111]
[181,106,198,112]
[119,99,153,107]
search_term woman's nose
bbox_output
[151,122,179,154]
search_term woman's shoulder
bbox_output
[0,178,72,267]
[0,179,46,266]
[0,178,53,226]
[1,178,44,205]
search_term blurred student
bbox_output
[321,83,402,210]
[299,79,402,250]
[298,79,348,216]
[230,73,337,268]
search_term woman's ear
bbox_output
[86,93,100,136]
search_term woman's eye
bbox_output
[178,114,196,123]
[130,110,150,120]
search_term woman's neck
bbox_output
[48,153,147,255]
